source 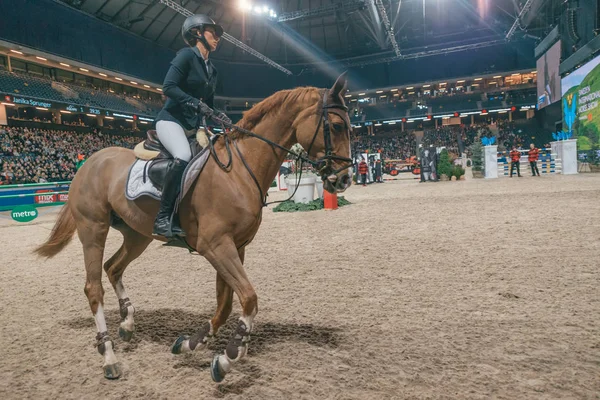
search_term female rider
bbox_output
[153,14,230,238]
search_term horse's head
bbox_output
[294,72,352,193]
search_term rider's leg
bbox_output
[156,121,193,161]
[154,121,192,238]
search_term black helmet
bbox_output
[181,14,224,50]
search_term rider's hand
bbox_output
[196,100,214,117]
[213,110,231,124]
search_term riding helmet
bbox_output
[181,14,224,50]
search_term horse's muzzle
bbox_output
[324,173,351,194]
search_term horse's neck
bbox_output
[235,121,295,196]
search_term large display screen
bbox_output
[562,54,600,140]
[537,40,561,110]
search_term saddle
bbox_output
[133,128,214,192]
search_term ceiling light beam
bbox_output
[276,0,367,22]
[158,0,291,75]
[374,0,401,56]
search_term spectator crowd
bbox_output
[0,117,548,186]
[1,126,138,184]
[353,130,417,160]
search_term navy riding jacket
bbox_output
[155,46,218,130]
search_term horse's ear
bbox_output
[330,71,348,100]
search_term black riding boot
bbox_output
[153,158,188,238]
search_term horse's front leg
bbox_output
[202,241,256,383]
[171,247,241,355]
[170,271,234,354]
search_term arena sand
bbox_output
[0,173,598,400]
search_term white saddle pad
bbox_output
[125,148,212,202]
[125,159,162,201]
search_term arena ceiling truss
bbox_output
[60,0,557,69]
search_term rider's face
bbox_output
[203,28,220,51]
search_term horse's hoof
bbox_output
[118,326,134,342]
[211,355,226,383]
[171,335,189,355]
[103,363,122,380]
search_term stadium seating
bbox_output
[428,94,481,113]
[363,101,412,120]
[0,70,162,116]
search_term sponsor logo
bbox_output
[11,205,38,222]
[34,189,56,204]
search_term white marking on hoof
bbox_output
[102,341,118,366]
[179,339,192,353]
[121,307,135,332]
[217,354,233,375]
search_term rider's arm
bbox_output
[162,49,200,110]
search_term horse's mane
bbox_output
[233,87,321,138]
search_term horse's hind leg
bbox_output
[103,225,152,342]
[76,214,121,379]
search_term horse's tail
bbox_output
[34,202,77,258]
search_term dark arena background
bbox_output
[1,0,599,398]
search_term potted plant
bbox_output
[436,149,453,181]
[452,165,466,180]
[469,140,484,178]
[284,144,317,204]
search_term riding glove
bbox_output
[213,110,232,124]
[196,100,214,117]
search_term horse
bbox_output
[34,72,353,382]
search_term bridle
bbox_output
[303,90,354,177]
[206,88,353,207]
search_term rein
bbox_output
[204,89,353,207]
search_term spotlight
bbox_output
[262,5,268,12]
[238,0,252,10]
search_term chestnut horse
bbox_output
[34,73,352,381]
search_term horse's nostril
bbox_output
[341,175,350,185]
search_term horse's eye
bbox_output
[332,122,345,131]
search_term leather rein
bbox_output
[204,89,353,207]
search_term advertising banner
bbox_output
[561,54,600,141]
